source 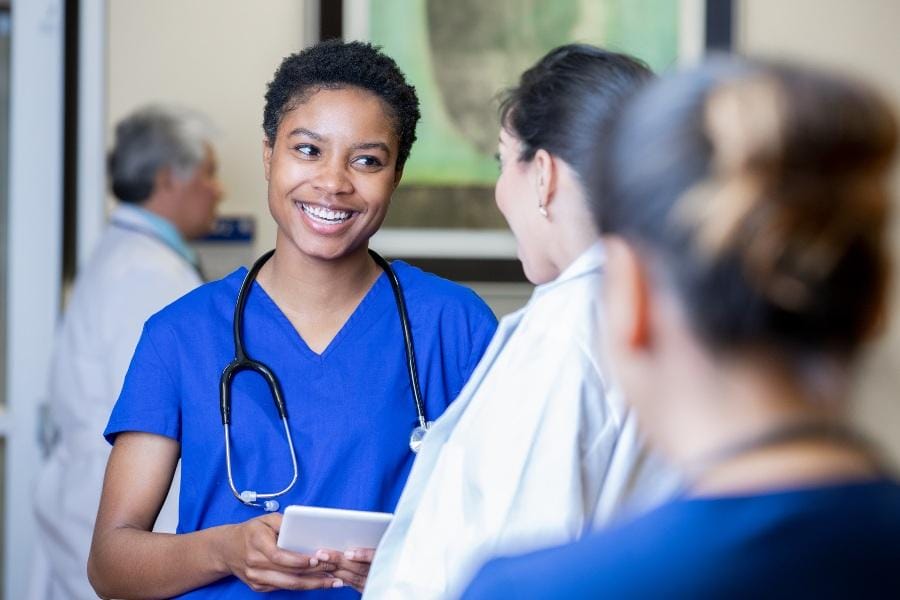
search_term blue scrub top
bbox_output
[106,260,497,599]
[462,479,900,599]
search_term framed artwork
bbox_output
[333,0,722,280]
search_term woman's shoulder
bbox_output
[391,260,496,321]
[143,267,245,333]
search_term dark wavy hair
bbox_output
[263,39,421,170]
[498,44,653,186]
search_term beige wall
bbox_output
[107,0,313,255]
[738,0,900,462]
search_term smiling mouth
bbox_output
[297,202,354,224]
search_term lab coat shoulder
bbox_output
[53,228,202,404]
[85,228,201,339]
[499,266,622,428]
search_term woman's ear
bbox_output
[605,236,652,352]
[533,148,558,213]
[262,138,273,182]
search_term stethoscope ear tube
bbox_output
[232,249,275,362]
[368,249,428,431]
[219,360,239,425]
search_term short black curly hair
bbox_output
[263,39,421,170]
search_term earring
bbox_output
[538,204,549,218]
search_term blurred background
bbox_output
[0,0,898,598]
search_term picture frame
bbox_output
[324,0,728,282]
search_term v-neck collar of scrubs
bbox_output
[240,266,391,362]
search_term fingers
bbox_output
[265,546,323,572]
[315,547,375,569]
[241,570,344,593]
[345,547,376,563]
[314,548,376,592]
[330,568,366,592]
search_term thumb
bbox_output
[258,511,284,531]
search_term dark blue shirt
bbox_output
[464,480,900,599]
[106,261,498,599]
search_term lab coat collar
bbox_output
[530,241,605,300]
[112,203,200,268]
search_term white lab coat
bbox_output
[29,205,201,600]
[364,244,678,600]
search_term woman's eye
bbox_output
[353,155,384,169]
[294,144,320,157]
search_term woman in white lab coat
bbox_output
[365,45,677,599]
[30,105,222,600]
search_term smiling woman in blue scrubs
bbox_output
[87,40,497,599]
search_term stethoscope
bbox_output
[220,249,431,511]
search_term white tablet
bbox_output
[276,505,393,555]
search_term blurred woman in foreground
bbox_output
[463,58,900,598]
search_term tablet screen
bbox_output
[276,505,394,555]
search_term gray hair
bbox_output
[108,104,217,204]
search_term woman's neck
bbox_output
[689,440,880,497]
[546,191,599,277]
[662,353,878,496]
[254,236,382,353]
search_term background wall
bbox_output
[107,0,312,257]
[737,0,900,464]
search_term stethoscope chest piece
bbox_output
[409,422,433,454]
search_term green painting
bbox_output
[348,0,679,229]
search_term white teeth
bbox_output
[300,203,352,223]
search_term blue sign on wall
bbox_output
[202,215,255,243]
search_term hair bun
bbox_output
[679,69,897,313]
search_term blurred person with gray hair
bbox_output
[29,104,223,600]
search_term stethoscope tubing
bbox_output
[369,250,427,429]
[222,248,427,510]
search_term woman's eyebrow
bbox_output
[352,141,391,155]
[287,127,322,140]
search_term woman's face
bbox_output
[495,127,556,284]
[263,86,400,262]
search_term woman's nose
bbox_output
[313,160,353,195]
